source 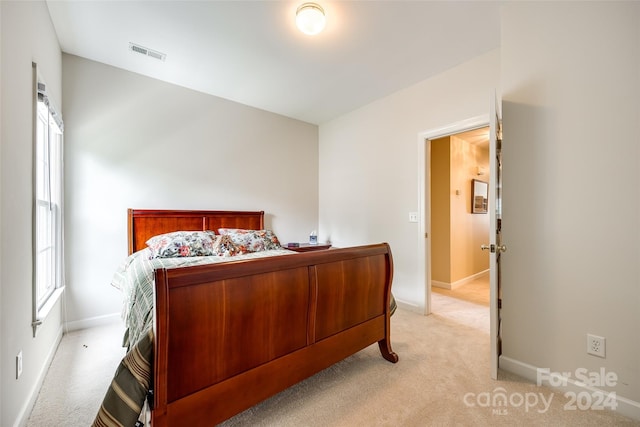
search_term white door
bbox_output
[484,93,504,380]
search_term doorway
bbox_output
[417,115,490,314]
[418,101,502,379]
[428,127,491,332]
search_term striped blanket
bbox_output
[93,329,153,427]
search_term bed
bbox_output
[95,209,398,427]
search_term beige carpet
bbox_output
[27,288,639,426]
[26,322,126,426]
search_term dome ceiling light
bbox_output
[296,3,326,35]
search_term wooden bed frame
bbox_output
[127,209,398,426]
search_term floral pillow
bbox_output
[212,234,244,257]
[145,231,216,259]
[217,228,282,252]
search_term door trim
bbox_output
[417,114,489,315]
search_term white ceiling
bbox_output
[46,1,502,125]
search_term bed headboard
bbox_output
[127,209,265,255]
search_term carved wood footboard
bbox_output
[151,244,398,426]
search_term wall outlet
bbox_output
[16,351,23,379]
[587,334,606,358]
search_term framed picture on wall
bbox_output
[472,179,488,214]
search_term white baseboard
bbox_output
[500,355,640,422]
[431,280,451,289]
[64,312,121,332]
[432,269,489,290]
[395,299,425,314]
[14,325,64,427]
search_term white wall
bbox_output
[319,49,500,310]
[62,54,319,326]
[0,2,63,426]
[500,1,640,412]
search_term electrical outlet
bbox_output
[587,334,606,358]
[16,351,23,379]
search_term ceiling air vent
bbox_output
[128,42,166,62]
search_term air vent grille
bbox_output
[129,42,166,62]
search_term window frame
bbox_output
[32,64,64,334]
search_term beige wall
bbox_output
[319,48,501,309]
[501,1,640,413]
[430,136,490,287]
[1,2,63,426]
[62,54,320,327]
[449,135,489,283]
[430,137,451,283]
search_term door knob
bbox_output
[481,244,507,253]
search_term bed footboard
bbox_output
[151,243,397,426]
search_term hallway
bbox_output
[431,272,489,333]
[432,272,489,306]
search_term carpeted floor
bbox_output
[26,322,126,426]
[27,282,639,426]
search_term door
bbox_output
[483,93,504,379]
[419,105,502,379]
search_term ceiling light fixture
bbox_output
[296,2,326,35]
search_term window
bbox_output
[33,67,64,330]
